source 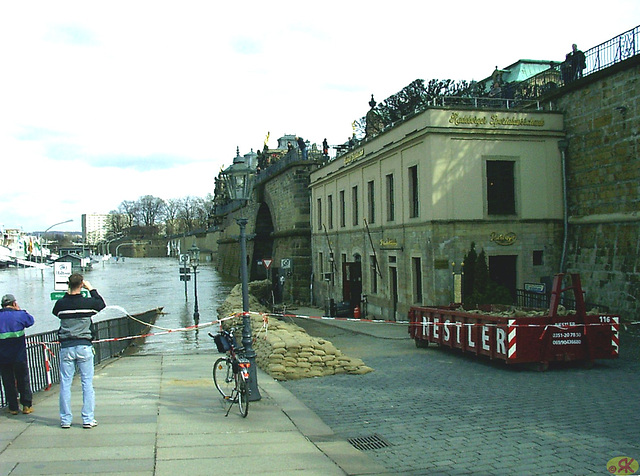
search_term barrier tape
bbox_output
[408,320,623,330]
[32,308,634,351]
[36,312,241,347]
[265,311,409,325]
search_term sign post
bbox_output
[179,254,190,300]
[263,258,272,281]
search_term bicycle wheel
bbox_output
[237,376,249,418]
[213,357,234,398]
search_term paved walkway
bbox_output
[0,315,391,476]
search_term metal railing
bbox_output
[1,310,158,408]
[516,25,639,99]
[586,25,638,75]
[515,289,608,313]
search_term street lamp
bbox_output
[221,147,261,401]
[40,219,73,264]
[189,242,200,322]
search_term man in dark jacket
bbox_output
[0,294,35,415]
[52,274,106,429]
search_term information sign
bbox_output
[524,283,546,294]
[54,262,73,291]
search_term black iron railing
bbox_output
[1,309,159,408]
[516,25,639,99]
[515,289,608,313]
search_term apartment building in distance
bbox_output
[82,213,109,246]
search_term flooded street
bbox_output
[0,257,234,354]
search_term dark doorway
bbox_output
[252,203,274,282]
[342,256,362,316]
[390,266,398,319]
[489,255,517,300]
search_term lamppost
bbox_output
[40,219,73,264]
[189,242,200,322]
[221,147,261,401]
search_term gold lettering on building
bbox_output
[344,148,365,165]
[449,112,545,128]
[449,112,487,126]
[380,238,398,247]
[490,232,517,246]
[489,114,545,127]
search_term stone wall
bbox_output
[261,163,317,303]
[556,58,640,320]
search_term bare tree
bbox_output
[106,211,127,236]
[138,195,166,227]
[177,196,199,232]
[198,193,217,229]
[119,200,139,228]
[164,198,182,235]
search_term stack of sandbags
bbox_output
[218,283,373,381]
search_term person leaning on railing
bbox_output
[0,293,35,415]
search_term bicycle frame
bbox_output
[211,329,251,417]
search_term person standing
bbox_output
[296,136,308,160]
[570,44,586,80]
[52,274,106,429]
[0,294,35,415]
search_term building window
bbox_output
[487,160,516,215]
[367,180,375,224]
[316,198,322,231]
[386,173,395,222]
[318,252,324,275]
[412,257,423,303]
[533,250,543,266]
[370,255,378,294]
[328,194,333,229]
[409,165,419,218]
[339,190,346,228]
[352,185,359,226]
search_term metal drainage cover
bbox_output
[347,434,391,451]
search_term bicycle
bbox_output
[210,328,250,417]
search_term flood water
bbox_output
[0,257,235,354]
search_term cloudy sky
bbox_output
[2,1,638,233]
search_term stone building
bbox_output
[310,108,565,321]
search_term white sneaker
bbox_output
[82,420,98,429]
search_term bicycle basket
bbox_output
[214,332,235,353]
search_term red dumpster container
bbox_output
[408,274,620,368]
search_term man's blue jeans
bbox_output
[59,345,95,425]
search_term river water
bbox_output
[0,257,235,354]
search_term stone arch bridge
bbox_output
[216,155,325,305]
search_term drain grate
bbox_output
[347,434,391,451]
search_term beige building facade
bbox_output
[310,107,566,321]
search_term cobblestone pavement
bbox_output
[280,318,640,476]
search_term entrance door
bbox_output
[489,255,517,301]
[389,266,398,320]
[342,260,362,315]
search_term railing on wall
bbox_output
[515,289,608,313]
[516,25,639,99]
[1,309,159,408]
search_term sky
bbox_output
[1,1,638,233]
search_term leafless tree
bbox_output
[138,195,166,227]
